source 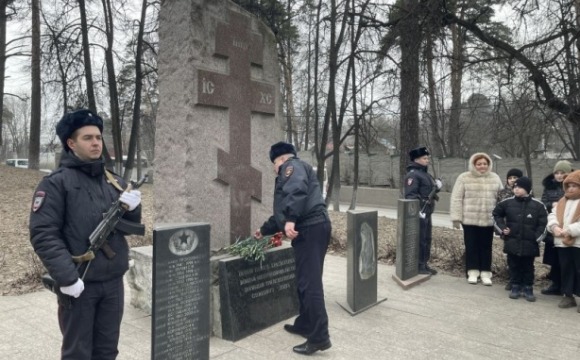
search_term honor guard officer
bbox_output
[404,146,442,275]
[255,141,332,356]
[29,109,142,360]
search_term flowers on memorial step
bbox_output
[226,232,284,264]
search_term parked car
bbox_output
[6,159,28,169]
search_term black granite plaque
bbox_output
[342,210,386,314]
[152,223,210,360]
[395,200,420,280]
[218,244,299,341]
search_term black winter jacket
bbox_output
[260,157,327,235]
[541,174,565,213]
[403,162,438,216]
[29,151,142,286]
[492,196,547,257]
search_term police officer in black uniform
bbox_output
[29,109,142,359]
[255,141,332,356]
[404,146,441,275]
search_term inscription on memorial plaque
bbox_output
[152,223,210,360]
[196,9,276,243]
[395,200,421,281]
[218,245,299,341]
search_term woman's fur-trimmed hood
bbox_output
[468,152,494,177]
[542,173,561,190]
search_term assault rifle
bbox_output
[419,186,438,219]
[42,175,147,296]
[75,175,148,279]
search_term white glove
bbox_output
[435,179,443,190]
[120,190,141,211]
[60,278,84,298]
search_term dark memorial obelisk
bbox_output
[152,223,210,360]
[338,210,387,315]
[155,0,282,249]
[392,199,431,289]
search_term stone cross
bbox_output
[196,9,276,243]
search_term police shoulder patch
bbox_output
[32,191,46,212]
[407,178,413,186]
[285,165,294,177]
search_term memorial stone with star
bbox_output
[151,223,210,360]
[155,0,282,249]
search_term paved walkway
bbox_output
[1,254,578,359]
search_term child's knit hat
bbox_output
[506,168,523,179]
[514,176,532,194]
[553,160,572,174]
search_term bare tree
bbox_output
[0,0,17,148]
[29,0,41,169]
[101,0,122,171]
[123,0,148,182]
[397,0,421,185]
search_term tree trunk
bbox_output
[102,0,123,170]
[425,31,445,157]
[304,11,313,151]
[124,0,148,182]
[0,2,8,146]
[349,0,359,211]
[448,20,464,157]
[78,0,112,163]
[398,0,421,187]
[29,0,41,170]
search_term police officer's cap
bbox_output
[269,141,296,163]
[56,109,103,151]
[409,146,430,161]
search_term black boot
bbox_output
[509,285,521,299]
[523,286,536,302]
[425,265,438,275]
[541,282,561,296]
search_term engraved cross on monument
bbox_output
[196,9,276,243]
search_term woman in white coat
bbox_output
[450,153,503,285]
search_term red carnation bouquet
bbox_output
[226,232,284,264]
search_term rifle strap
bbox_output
[105,170,126,192]
[71,242,116,263]
[72,251,95,263]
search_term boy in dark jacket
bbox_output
[493,177,548,302]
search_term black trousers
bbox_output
[58,277,124,360]
[558,247,580,297]
[543,237,561,286]
[419,215,433,269]
[507,254,535,287]
[291,219,331,344]
[462,225,494,272]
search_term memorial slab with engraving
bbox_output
[393,199,430,289]
[217,244,299,341]
[152,223,210,360]
[156,0,282,249]
[338,210,387,315]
